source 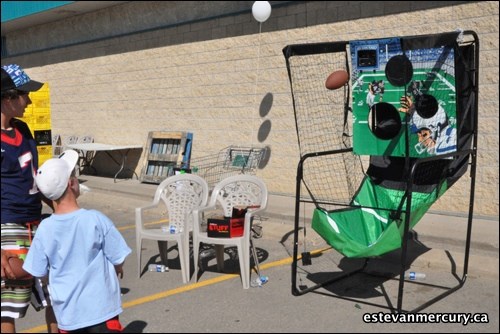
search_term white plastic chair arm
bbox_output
[136,203,160,212]
[193,205,217,216]
[135,203,163,228]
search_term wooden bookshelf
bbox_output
[140,131,188,184]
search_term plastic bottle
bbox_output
[148,264,168,272]
[250,275,269,287]
[404,271,425,280]
[199,248,215,259]
[167,225,183,234]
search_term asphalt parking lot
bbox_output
[17,176,499,333]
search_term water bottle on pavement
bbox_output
[148,264,168,272]
[250,275,269,287]
[404,271,425,280]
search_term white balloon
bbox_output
[252,1,272,23]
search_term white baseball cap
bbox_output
[36,150,79,200]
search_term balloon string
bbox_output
[252,22,262,148]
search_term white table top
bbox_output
[67,143,142,151]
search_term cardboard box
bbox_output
[207,216,243,238]
[207,207,247,238]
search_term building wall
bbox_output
[2,1,498,218]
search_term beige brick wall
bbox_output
[3,1,498,217]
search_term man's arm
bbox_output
[114,262,124,279]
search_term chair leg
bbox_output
[245,242,252,288]
[137,238,142,278]
[245,242,251,288]
[193,239,200,282]
[237,244,249,289]
[178,241,188,284]
[184,237,191,282]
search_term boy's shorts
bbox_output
[1,222,52,319]
[58,316,123,333]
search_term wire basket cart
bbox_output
[190,146,267,189]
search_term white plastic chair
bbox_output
[52,134,62,156]
[135,174,209,283]
[192,175,268,289]
[62,135,79,148]
[78,135,93,144]
[76,135,95,174]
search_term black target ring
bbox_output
[385,55,413,87]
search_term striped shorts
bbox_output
[1,222,52,319]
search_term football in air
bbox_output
[325,70,349,90]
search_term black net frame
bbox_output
[282,31,479,313]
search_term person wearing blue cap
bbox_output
[1,64,58,333]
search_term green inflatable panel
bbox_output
[312,177,448,258]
